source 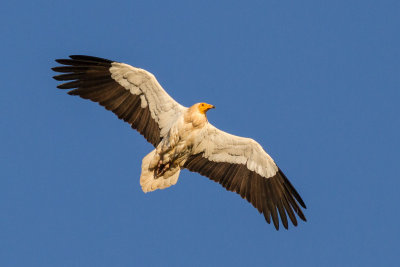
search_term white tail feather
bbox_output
[140,150,181,193]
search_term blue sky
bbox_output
[1,0,399,266]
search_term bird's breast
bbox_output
[159,116,205,163]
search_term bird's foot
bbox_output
[155,162,170,177]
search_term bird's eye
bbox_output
[201,104,204,106]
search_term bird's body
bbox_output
[140,104,205,191]
[53,55,307,230]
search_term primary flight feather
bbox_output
[52,55,307,230]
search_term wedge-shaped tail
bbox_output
[140,150,181,192]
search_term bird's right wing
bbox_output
[184,124,306,230]
[53,55,186,147]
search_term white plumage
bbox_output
[53,55,307,230]
[192,124,278,178]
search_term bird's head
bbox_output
[196,102,215,114]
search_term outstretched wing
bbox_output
[52,55,186,146]
[183,124,306,230]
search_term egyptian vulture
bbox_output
[52,55,307,230]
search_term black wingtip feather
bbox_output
[56,80,80,89]
[279,168,307,209]
[69,55,113,63]
[53,73,79,81]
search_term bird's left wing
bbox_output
[183,124,307,230]
[53,55,186,146]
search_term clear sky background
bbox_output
[1,0,399,266]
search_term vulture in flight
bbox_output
[52,55,307,230]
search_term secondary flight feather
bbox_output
[52,55,307,230]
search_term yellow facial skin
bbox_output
[198,103,215,114]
